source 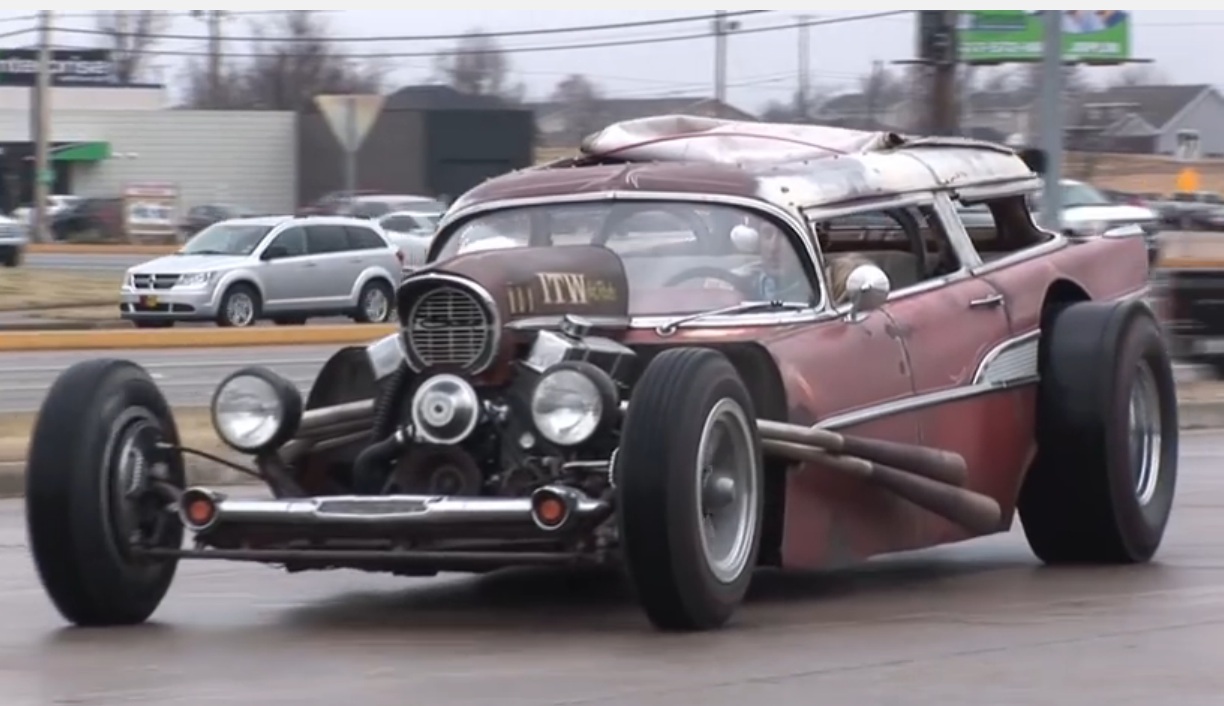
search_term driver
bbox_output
[749,222,811,302]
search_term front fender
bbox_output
[305,346,380,410]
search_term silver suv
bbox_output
[0,215,26,267]
[120,216,403,328]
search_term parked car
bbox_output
[179,203,261,238]
[377,209,440,269]
[49,197,124,242]
[26,116,1175,633]
[337,194,447,220]
[1151,190,1224,230]
[9,194,81,225]
[295,189,385,217]
[1030,179,1162,263]
[118,216,404,328]
[0,213,27,267]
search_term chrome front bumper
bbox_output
[179,486,613,541]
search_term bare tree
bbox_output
[549,74,603,139]
[93,11,170,83]
[181,11,386,110]
[1107,64,1168,88]
[434,29,525,101]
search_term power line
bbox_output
[117,12,912,61]
[49,10,776,44]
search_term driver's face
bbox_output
[760,226,789,274]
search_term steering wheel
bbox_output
[663,266,756,298]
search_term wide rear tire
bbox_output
[26,359,186,626]
[618,348,764,631]
[1019,300,1178,564]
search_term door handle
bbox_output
[349,258,362,264]
[302,261,318,268]
[969,294,1005,309]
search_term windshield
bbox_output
[180,223,272,255]
[436,202,817,317]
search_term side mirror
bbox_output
[262,245,288,261]
[844,264,890,323]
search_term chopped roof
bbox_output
[446,115,1039,217]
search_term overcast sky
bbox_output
[1,10,1222,110]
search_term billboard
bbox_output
[958,11,1131,64]
[0,48,117,87]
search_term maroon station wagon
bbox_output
[26,116,1175,632]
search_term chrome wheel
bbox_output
[103,408,176,564]
[1129,360,1163,506]
[363,286,390,322]
[225,292,255,327]
[696,398,758,584]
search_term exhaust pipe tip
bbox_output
[179,487,223,532]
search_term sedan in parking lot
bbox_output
[377,209,440,270]
[120,216,404,328]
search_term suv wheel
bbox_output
[216,284,260,328]
[354,280,394,324]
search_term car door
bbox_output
[257,226,315,311]
[304,223,363,306]
[878,197,1025,541]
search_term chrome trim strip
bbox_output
[973,330,1040,386]
[397,271,502,375]
[816,377,1038,432]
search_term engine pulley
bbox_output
[387,446,484,496]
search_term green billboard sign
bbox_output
[958,10,1132,64]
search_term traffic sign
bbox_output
[314,94,385,153]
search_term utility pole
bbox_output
[919,10,960,135]
[797,15,811,117]
[31,11,52,243]
[191,10,224,107]
[713,11,728,105]
[1037,10,1065,232]
[711,11,740,105]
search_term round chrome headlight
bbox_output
[410,374,481,445]
[210,367,303,453]
[530,362,619,447]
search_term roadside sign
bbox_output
[1176,168,1201,194]
[958,11,1131,64]
[314,94,385,153]
[123,182,179,244]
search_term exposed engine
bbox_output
[350,274,638,501]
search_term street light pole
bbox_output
[31,10,52,243]
[1037,10,1065,232]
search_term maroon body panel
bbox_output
[633,237,1150,570]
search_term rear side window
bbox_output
[305,225,350,254]
[345,226,387,250]
[269,227,307,257]
[381,216,414,233]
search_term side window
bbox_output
[961,196,1055,260]
[815,206,960,295]
[305,225,350,254]
[268,227,307,257]
[345,225,386,250]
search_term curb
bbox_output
[0,323,395,351]
[26,243,177,256]
[0,319,129,332]
[0,301,110,314]
[1180,400,1224,431]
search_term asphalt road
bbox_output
[0,432,1219,704]
[0,345,337,413]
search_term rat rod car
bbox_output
[25,116,1176,632]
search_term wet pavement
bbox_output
[4,432,1224,705]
